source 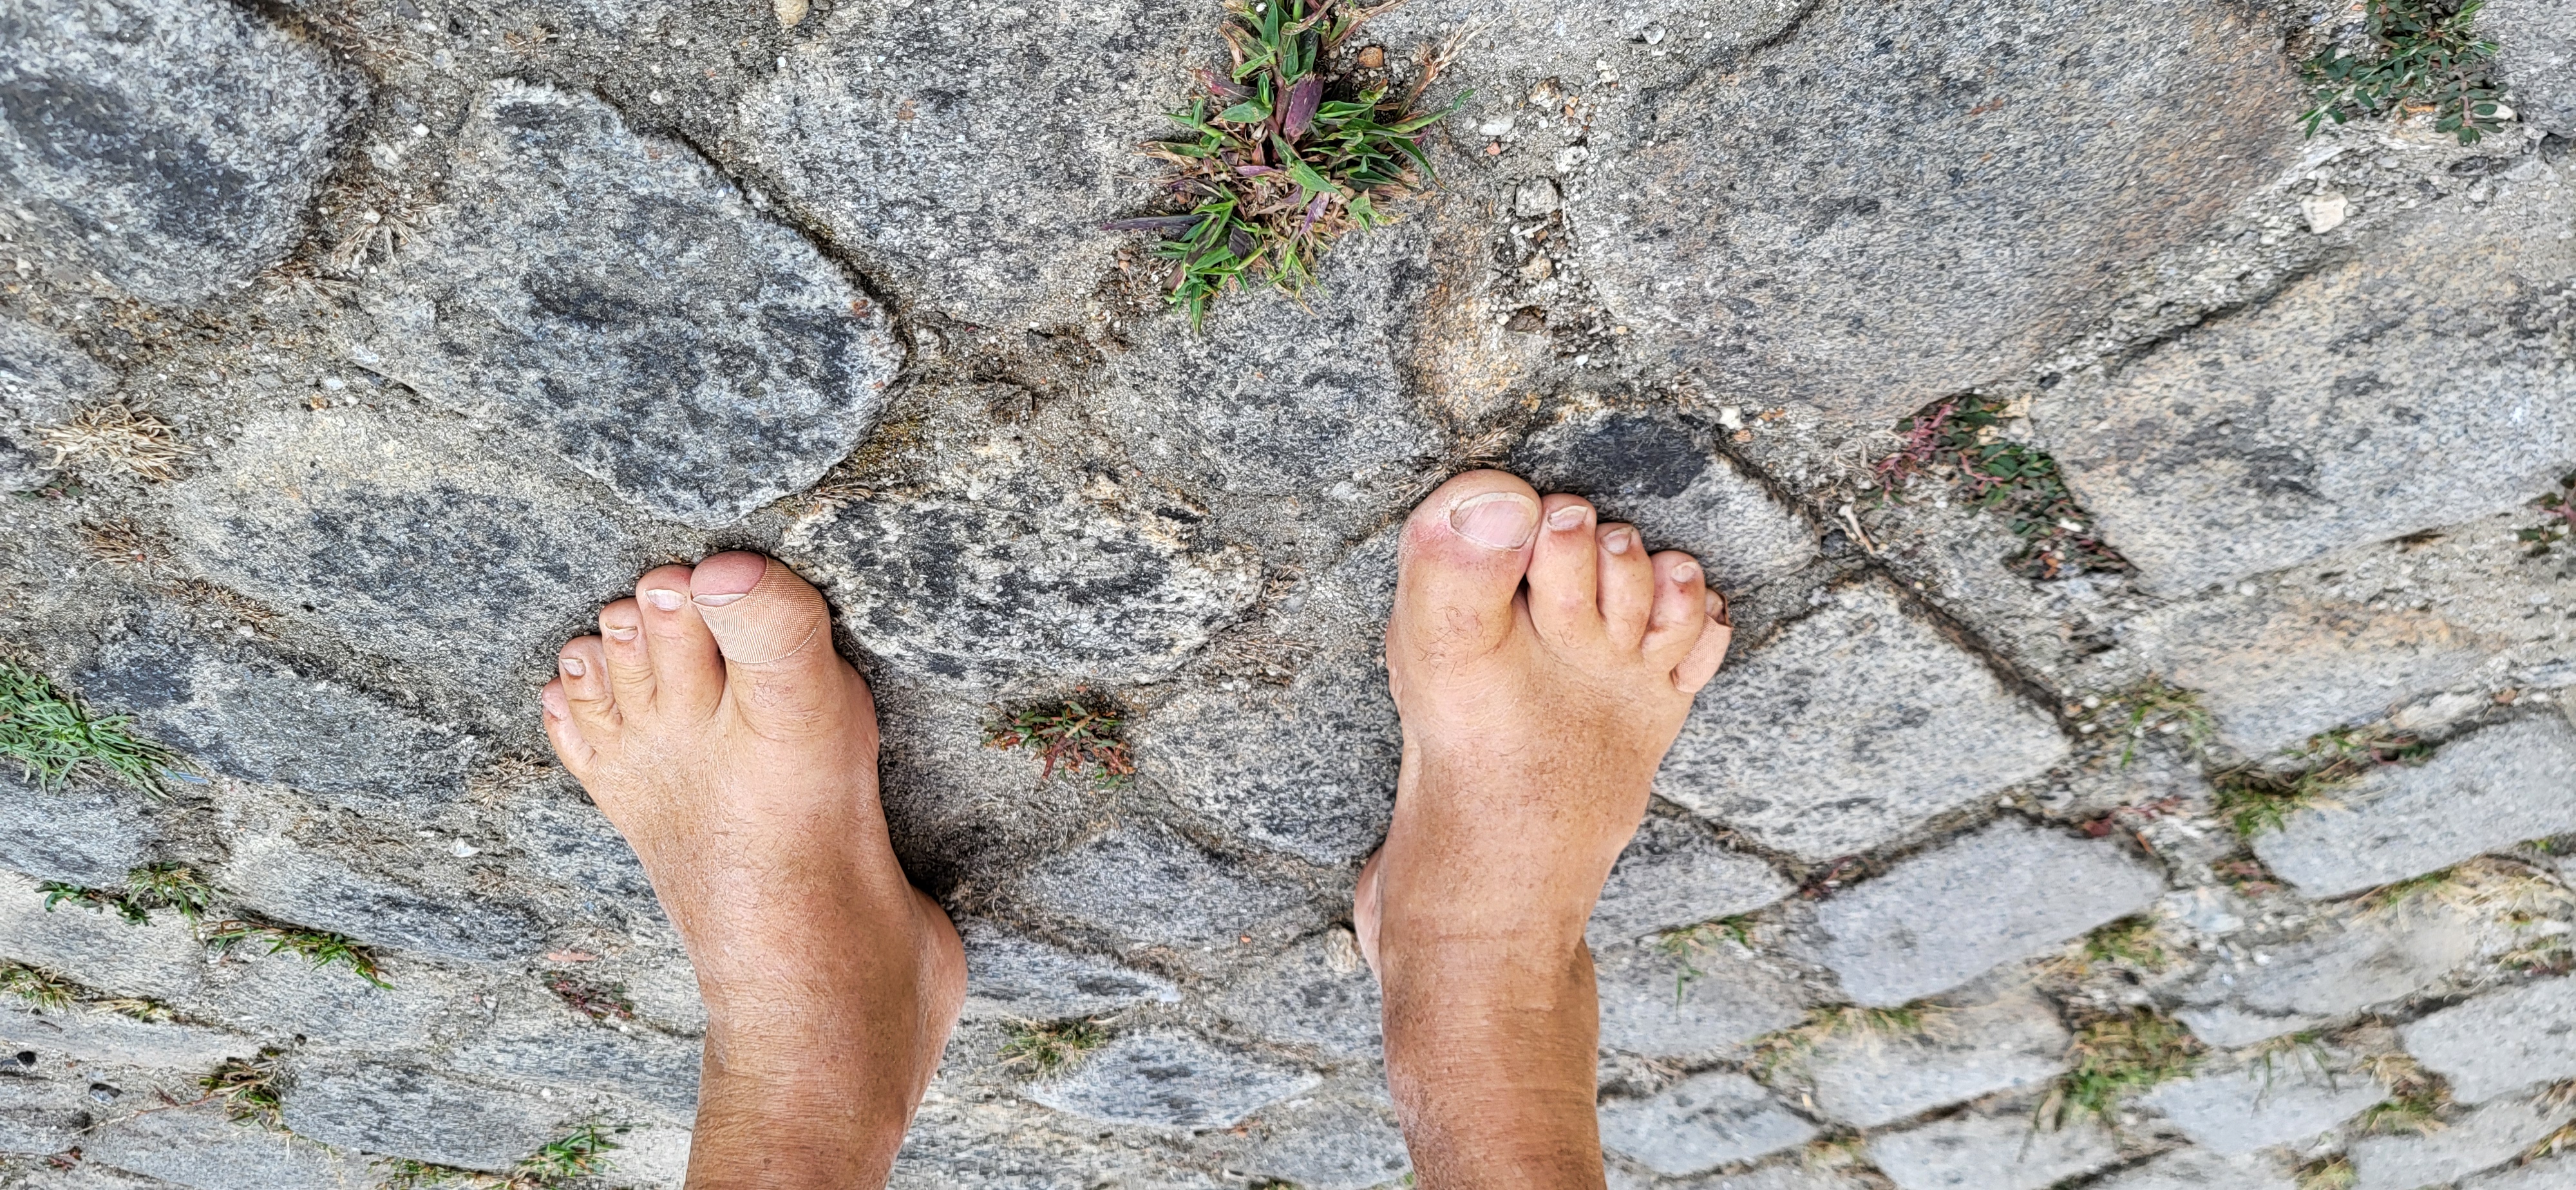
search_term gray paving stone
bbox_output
[1634,1167,1870,1190]
[0,768,158,887]
[1595,940,1810,1062]
[1591,815,1794,950]
[0,1075,91,1155]
[0,869,209,1002]
[1657,581,2071,862]
[1208,930,1381,1061]
[2255,719,2576,899]
[350,81,901,528]
[2036,172,2576,594]
[1806,981,2070,1129]
[78,624,480,812]
[0,1003,249,1070]
[1812,820,2164,1006]
[2090,1149,2300,1190]
[2489,0,2576,133]
[2401,976,2576,1105]
[1575,0,2297,426]
[1598,1071,1818,1178]
[1024,1031,1320,1129]
[504,793,660,921]
[892,1093,1231,1189]
[1134,647,1400,867]
[0,0,356,303]
[1234,1094,1410,1190]
[24,1164,189,1190]
[2141,1060,2385,1155]
[442,983,700,1115]
[0,318,108,491]
[2466,1151,2576,1190]
[221,835,546,964]
[280,1061,569,1173]
[787,439,1262,690]
[2170,905,2478,1048]
[1511,407,1817,596]
[1009,820,1312,951]
[1865,1110,2123,1190]
[85,1103,361,1190]
[2350,1093,2574,1190]
[196,945,460,1052]
[164,407,638,679]
[956,918,1180,1022]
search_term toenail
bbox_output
[1546,505,1589,531]
[1603,527,1635,555]
[604,623,639,641]
[1448,491,1539,550]
[692,592,748,609]
[1707,590,1732,626]
[560,656,586,677]
[1672,561,1701,585]
[642,589,686,612]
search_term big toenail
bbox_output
[643,589,685,612]
[1546,505,1589,531]
[1604,528,1634,555]
[605,623,639,641]
[692,592,748,608]
[560,656,586,677]
[1449,492,1539,549]
[1672,561,1701,585]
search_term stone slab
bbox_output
[0,768,158,887]
[2255,719,2576,898]
[1511,407,1817,596]
[0,1075,91,1155]
[1576,0,2298,425]
[1590,815,1794,950]
[2401,976,2576,1105]
[1234,1095,1410,1190]
[2351,1094,2574,1190]
[221,834,546,964]
[280,1061,568,1173]
[1806,982,2071,1129]
[956,918,1180,1022]
[2141,1060,2385,1155]
[0,0,355,303]
[1864,1110,2123,1190]
[0,318,108,490]
[1024,1031,1320,1129]
[2467,1152,2576,1190]
[351,81,900,528]
[0,1004,250,1070]
[86,1104,361,1190]
[1598,1071,1818,1178]
[1658,581,2071,862]
[2170,907,2478,1047]
[1595,940,1810,1062]
[443,984,700,1115]
[1208,930,1382,1061]
[2490,0,2576,133]
[1812,820,2165,1006]
[2036,172,2576,594]
[1007,820,1312,951]
[1135,647,1401,867]
[2092,1149,2300,1190]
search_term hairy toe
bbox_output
[688,552,860,736]
[1390,470,1542,669]
[1641,551,1709,667]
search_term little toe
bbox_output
[1526,495,1604,647]
[556,636,618,733]
[636,563,723,717]
[540,679,596,774]
[1672,589,1734,695]
[1640,551,1710,666]
[688,551,864,736]
[1390,470,1542,663]
[1595,522,1657,647]
[598,597,656,707]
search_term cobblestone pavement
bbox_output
[2,0,2575,1186]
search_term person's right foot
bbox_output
[1353,469,1732,1186]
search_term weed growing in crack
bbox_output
[2211,728,2428,840]
[2297,1155,2358,1190]
[1114,0,1466,326]
[0,661,178,791]
[545,972,636,1023]
[2302,0,2511,144]
[999,1019,1108,1073]
[2505,932,2575,976]
[2082,916,2170,971]
[2105,679,2214,767]
[1870,397,2128,579]
[1651,920,1758,1007]
[38,402,192,482]
[984,691,1135,788]
[2360,1087,2450,1135]
[2519,473,2576,555]
[205,920,390,989]
[42,863,217,925]
[0,962,75,1011]
[202,1050,287,1128]
[381,1122,626,1189]
[2036,1010,2201,1130]
[1750,1005,1934,1081]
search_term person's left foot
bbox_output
[540,552,961,1187]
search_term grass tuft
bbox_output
[2107,679,2214,766]
[984,690,1135,788]
[2210,729,2423,840]
[2036,1010,2201,1130]
[2302,0,2510,144]
[43,863,218,925]
[0,962,77,1011]
[382,1122,626,1189]
[1870,396,2128,578]
[1115,0,1466,326]
[205,919,390,989]
[999,1019,1108,1074]
[202,1050,287,1128]
[2083,916,2170,970]
[2297,1156,2358,1190]
[0,660,178,791]
[1751,1005,1935,1081]
[39,402,192,481]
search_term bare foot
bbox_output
[540,552,963,1189]
[1353,471,1731,1187]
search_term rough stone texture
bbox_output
[222,833,547,963]
[1658,581,2071,861]
[2141,1060,2386,1155]
[1511,407,1817,595]
[2170,905,2479,1047]
[281,1061,569,1172]
[1231,1094,1410,1190]
[0,0,355,304]
[2255,719,2576,899]
[2488,0,2576,134]
[1025,1032,1321,1129]
[1598,1071,1818,1177]
[0,317,109,491]
[2092,1150,2300,1190]
[1595,941,1810,1062]
[1135,647,1401,867]
[85,1104,363,1190]
[1590,815,1794,949]
[2349,1094,2575,1190]
[0,1004,250,1070]
[2467,1152,2576,1190]
[1577,0,2298,424]
[0,769,158,887]
[1805,982,2071,1129]
[956,918,1180,1021]
[1209,930,1382,1061]
[444,983,702,1113]
[0,1077,93,1156]
[1812,820,2164,1006]
[2037,173,2576,594]
[351,82,901,528]
[1008,820,1312,952]
[1864,1110,2123,1190]
[2402,976,2576,1105]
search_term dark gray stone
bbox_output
[2349,1093,2574,1190]
[1007,820,1313,952]
[0,318,108,491]
[1575,0,2298,425]
[504,793,661,921]
[442,985,701,1114]
[1135,648,1400,867]
[2036,176,2576,594]
[2401,976,2576,1105]
[2092,1150,2300,1190]
[1806,982,2070,1129]
[1235,1094,1410,1190]
[86,1104,359,1190]
[1657,581,2070,862]
[0,768,157,887]
[1864,1110,2121,1190]
[196,943,461,1052]
[2254,719,2576,899]
[1511,407,1817,595]
[956,917,1180,1021]
[350,81,902,528]
[0,0,356,303]
[0,1004,249,1070]
[1025,1031,1321,1129]
[0,1077,91,1155]
[2170,907,2477,1048]
[2490,0,2576,133]
[222,835,547,963]
[1595,940,1810,1062]
[1598,1071,1818,1177]
[1591,815,1794,950]
[1208,929,1381,1061]
[2141,1060,2385,1155]
[280,1061,567,1173]
[1812,820,2164,1006]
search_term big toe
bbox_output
[1391,470,1540,662]
[689,552,858,728]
